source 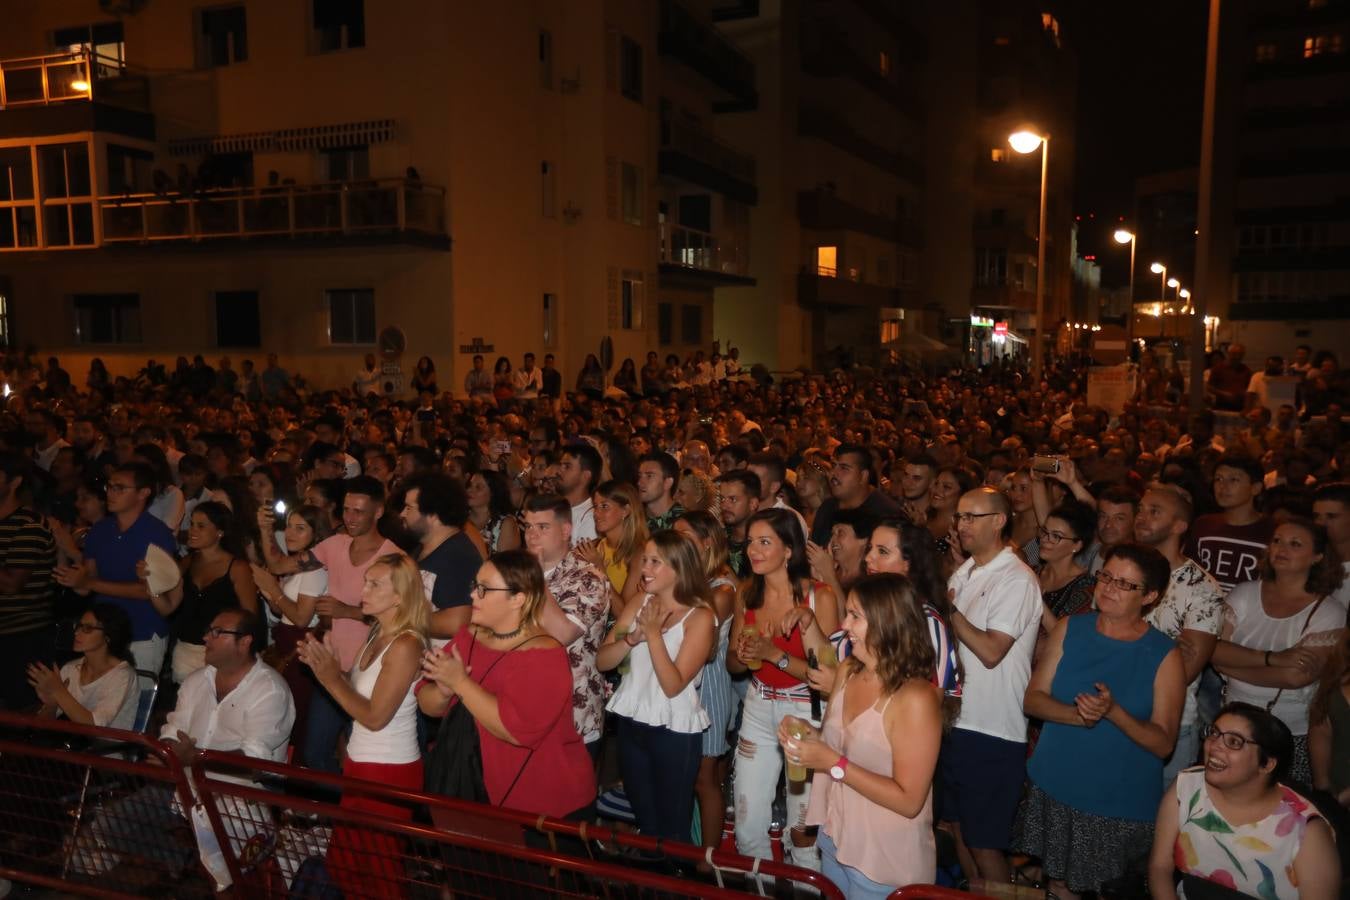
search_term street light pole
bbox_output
[1114,229,1136,357]
[1009,130,1050,381]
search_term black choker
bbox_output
[488,623,526,640]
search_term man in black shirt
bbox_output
[399,473,482,639]
[808,443,901,547]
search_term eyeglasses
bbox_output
[1201,724,1264,752]
[953,512,1000,525]
[1038,526,1069,545]
[1094,570,1143,592]
[469,581,513,598]
[205,627,247,639]
[74,623,104,634]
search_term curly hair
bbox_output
[1257,517,1345,597]
[843,574,936,695]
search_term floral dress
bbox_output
[1172,768,1323,900]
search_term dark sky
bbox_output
[1060,2,1209,283]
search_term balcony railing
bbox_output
[797,189,921,247]
[659,222,747,276]
[800,24,924,119]
[98,178,447,245]
[798,105,924,183]
[659,0,756,106]
[661,117,756,183]
[0,49,146,111]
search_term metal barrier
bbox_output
[0,711,842,899]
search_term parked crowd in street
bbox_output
[0,340,1346,899]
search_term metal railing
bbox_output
[0,49,134,110]
[660,222,747,275]
[98,178,447,244]
[661,116,756,182]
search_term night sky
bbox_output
[1061,1,1209,286]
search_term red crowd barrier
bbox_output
[0,711,843,899]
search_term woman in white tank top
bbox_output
[599,530,716,844]
[297,552,428,899]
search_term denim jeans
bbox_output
[303,685,351,774]
[732,689,820,870]
[616,717,702,843]
[819,830,895,900]
[1162,722,1201,789]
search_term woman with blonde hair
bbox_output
[780,573,944,897]
[298,552,428,899]
[577,479,649,617]
[674,510,740,852]
[599,530,717,842]
[419,550,595,819]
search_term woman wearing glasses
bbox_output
[1211,517,1346,786]
[1149,702,1340,900]
[1035,502,1098,637]
[27,603,137,730]
[419,551,595,819]
[1014,543,1186,899]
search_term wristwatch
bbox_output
[829,756,849,782]
[774,651,791,671]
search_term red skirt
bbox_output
[327,756,424,900]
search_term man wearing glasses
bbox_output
[938,487,1042,885]
[55,462,176,674]
[1133,483,1226,788]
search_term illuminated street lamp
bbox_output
[1114,229,1137,354]
[1009,130,1049,378]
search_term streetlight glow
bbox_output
[1167,278,1180,289]
[70,79,90,93]
[1113,229,1135,245]
[1150,262,1165,274]
[1008,130,1046,154]
[1179,288,1191,299]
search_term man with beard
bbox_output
[715,470,761,577]
[807,443,901,546]
[399,473,481,639]
[638,451,682,531]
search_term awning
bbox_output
[885,331,949,353]
[168,119,396,156]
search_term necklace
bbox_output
[488,622,527,640]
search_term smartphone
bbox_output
[1031,456,1061,475]
[274,499,288,517]
[491,440,511,457]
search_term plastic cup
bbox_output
[741,625,763,671]
[786,721,808,782]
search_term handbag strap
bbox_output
[1264,595,1328,713]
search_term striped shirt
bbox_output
[0,507,57,635]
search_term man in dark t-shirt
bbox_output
[808,443,901,546]
[399,473,482,639]
[1187,453,1274,592]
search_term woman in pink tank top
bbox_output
[781,573,944,897]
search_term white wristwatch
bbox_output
[829,756,849,782]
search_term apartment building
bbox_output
[0,0,759,391]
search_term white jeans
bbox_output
[732,688,820,870]
[130,634,167,677]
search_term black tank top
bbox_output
[171,559,239,644]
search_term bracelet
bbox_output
[1264,650,1272,667]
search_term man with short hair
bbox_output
[558,442,602,544]
[540,353,563,399]
[400,473,482,639]
[261,352,291,399]
[682,440,715,475]
[716,444,749,474]
[1245,355,1285,412]
[941,487,1042,884]
[747,451,808,536]
[716,470,761,578]
[1207,343,1253,411]
[638,451,683,531]
[55,462,176,673]
[513,352,544,400]
[521,495,609,756]
[353,352,380,397]
[640,351,662,397]
[1079,484,1140,574]
[1312,481,1350,610]
[78,606,294,889]
[808,443,901,546]
[0,454,57,711]
[463,354,493,400]
[1189,453,1274,592]
[898,453,939,522]
[28,409,69,473]
[396,445,439,488]
[1133,482,1225,786]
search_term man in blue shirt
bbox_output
[55,462,176,674]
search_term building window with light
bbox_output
[1303,33,1344,57]
[1254,42,1278,62]
[53,22,126,75]
[816,246,837,277]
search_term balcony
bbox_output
[658,223,755,287]
[798,105,924,183]
[797,267,913,309]
[658,0,757,110]
[797,189,921,247]
[0,49,152,141]
[1230,298,1350,321]
[800,24,924,119]
[970,284,1036,311]
[97,178,448,249]
[659,117,757,204]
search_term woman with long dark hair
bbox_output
[727,508,837,870]
[466,469,521,554]
[492,356,514,407]
[410,356,438,396]
[599,530,716,842]
[156,501,258,683]
[780,574,944,896]
[28,603,138,730]
[576,354,605,399]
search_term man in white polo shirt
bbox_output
[940,486,1042,885]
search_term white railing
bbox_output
[659,223,747,275]
[0,50,96,109]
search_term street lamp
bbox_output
[1009,129,1049,379]
[1114,229,1136,356]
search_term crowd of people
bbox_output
[0,340,1347,899]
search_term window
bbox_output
[539,29,554,89]
[326,288,376,344]
[321,146,369,182]
[681,304,702,345]
[0,148,38,250]
[39,143,95,247]
[658,302,673,345]
[620,35,643,102]
[541,161,556,217]
[74,293,140,344]
[543,293,557,348]
[620,273,643,330]
[313,0,365,52]
[53,22,125,75]
[215,290,261,347]
[621,162,642,225]
[879,51,891,76]
[198,6,248,68]
[1254,42,1278,62]
[975,247,1008,286]
[1304,33,1343,57]
[107,144,153,194]
[816,246,837,277]
[990,148,1007,162]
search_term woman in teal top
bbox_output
[1015,543,1186,899]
